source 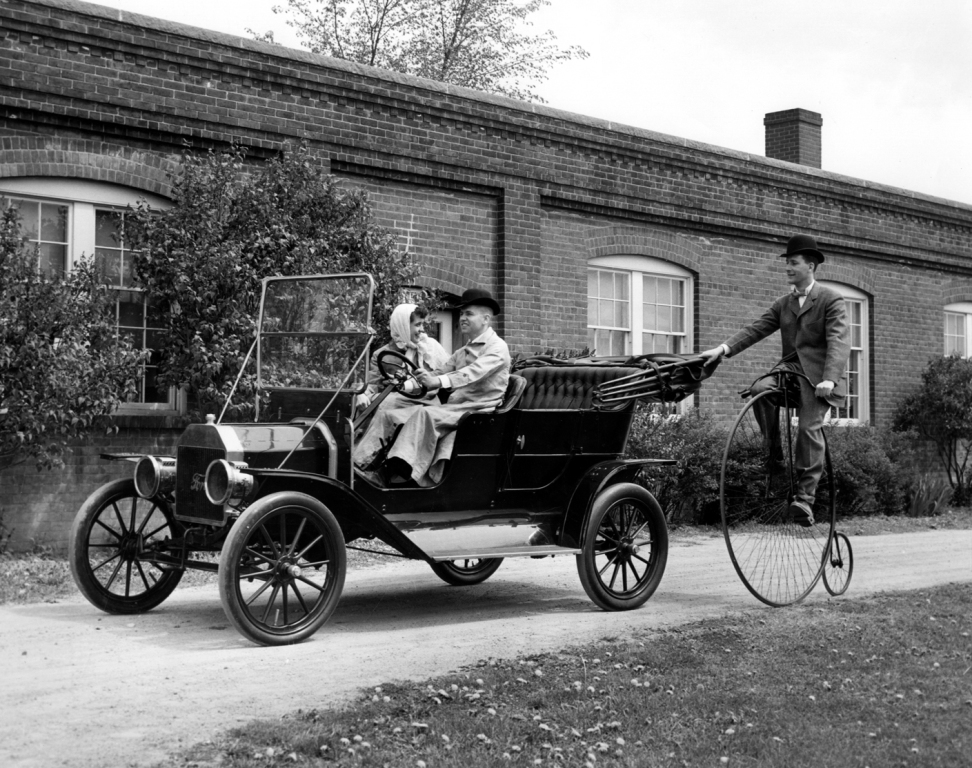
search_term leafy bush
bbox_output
[128,142,418,420]
[893,355,972,505]
[824,425,915,517]
[1,204,143,471]
[624,406,728,525]
[907,474,953,517]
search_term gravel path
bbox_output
[1,529,969,768]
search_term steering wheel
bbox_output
[376,349,428,400]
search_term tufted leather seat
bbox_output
[518,366,642,410]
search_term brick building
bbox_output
[2,0,971,551]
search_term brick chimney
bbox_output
[764,109,822,168]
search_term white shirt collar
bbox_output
[791,279,815,296]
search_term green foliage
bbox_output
[624,406,728,525]
[0,204,143,471]
[893,355,972,505]
[907,473,953,517]
[262,0,588,102]
[127,142,418,420]
[824,425,915,517]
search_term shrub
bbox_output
[1,203,143,471]
[127,142,418,421]
[624,406,728,526]
[893,355,972,505]
[906,474,952,517]
[824,425,916,517]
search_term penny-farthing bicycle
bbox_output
[719,367,850,606]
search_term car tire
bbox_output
[576,482,668,611]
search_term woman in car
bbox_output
[356,303,448,409]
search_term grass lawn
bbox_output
[154,581,972,768]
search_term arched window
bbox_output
[944,302,972,358]
[0,178,176,413]
[819,281,869,423]
[587,256,694,357]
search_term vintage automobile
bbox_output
[69,273,711,645]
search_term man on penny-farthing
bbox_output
[354,288,510,487]
[700,234,850,527]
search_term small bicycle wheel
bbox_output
[823,531,853,596]
[720,389,835,607]
[430,558,504,586]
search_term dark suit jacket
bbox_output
[724,282,851,403]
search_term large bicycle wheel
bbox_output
[823,531,853,596]
[720,390,835,606]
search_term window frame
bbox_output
[944,302,972,358]
[0,179,179,415]
[818,281,870,426]
[587,255,695,358]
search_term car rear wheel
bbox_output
[576,483,668,611]
[69,479,183,614]
[218,492,346,646]
[430,557,503,586]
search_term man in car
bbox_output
[354,287,510,486]
[700,234,849,527]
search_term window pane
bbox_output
[672,306,684,333]
[599,299,613,327]
[96,210,123,248]
[615,298,628,328]
[673,280,684,307]
[118,299,144,328]
[144,368,168,403]
[617,273,629,301]
[97,248,123,286]
[657,305,672,333]
[14,200,39,238]
[643,277,657,304]
[609,330,626,356]
[642,303,656,331]
[657,279,671,305]
[41,204,68,242]
[587,270,597,297]
[599,271,614,300]
[588,299,597,326]
[39,243,66,275]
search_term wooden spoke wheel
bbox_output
[218,492,346,646]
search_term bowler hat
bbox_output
[455,287,501,315]
[780,234,825,264]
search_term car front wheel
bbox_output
[218,492,346,646]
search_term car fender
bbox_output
[246,469,433,563]
[558,459,672,548]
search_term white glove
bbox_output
[355,393,372,408]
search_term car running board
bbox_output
[403,524,580,561]
[428,543,582,561]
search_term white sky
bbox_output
[94,0,972,204]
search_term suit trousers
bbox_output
[750,362,831,506]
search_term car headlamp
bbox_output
[134,455,177,498]
[205,459,255,506]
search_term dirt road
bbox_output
[1,529,969,768]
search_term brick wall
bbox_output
[2,426,181,553]
[1,0,971,550]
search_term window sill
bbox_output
[111,413,189,430]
